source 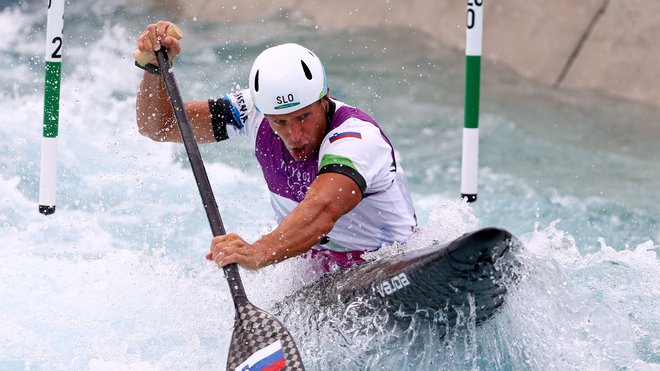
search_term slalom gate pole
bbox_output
[39,0,65,215]
[461,0,483,203]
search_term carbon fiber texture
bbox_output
[226,301,304,370]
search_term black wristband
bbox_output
[134,60,161,75]
[208,98,230,141]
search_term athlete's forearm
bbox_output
[256,199,336,264]
[255,173,362,265]
[136,73,181,142]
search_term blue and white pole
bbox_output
[461,0,483,203]
[39,0,64,215]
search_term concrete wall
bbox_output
[160,0,660,108]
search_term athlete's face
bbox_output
[265,99,329,161]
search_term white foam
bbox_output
[1,1,659,368]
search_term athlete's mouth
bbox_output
[291,145,307,159]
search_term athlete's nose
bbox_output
[289,122,304,143]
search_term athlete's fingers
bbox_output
[218,242,263,270]
[145,23,160,51]
[163,37,180,57]
[137,31,147,52]
[155,20,173,38]
[209,233,247,266]
[136,29,158,66]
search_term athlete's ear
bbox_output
[321,95,330,113]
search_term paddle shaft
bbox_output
[155,48,247,304]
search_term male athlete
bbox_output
[135,21,416,271]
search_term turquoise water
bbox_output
[1,0,658,369]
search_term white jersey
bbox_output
[209,89,417,256]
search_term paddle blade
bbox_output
[227,301,304,371]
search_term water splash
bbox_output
[0,0,658,369]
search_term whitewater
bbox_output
[1,0,658,369]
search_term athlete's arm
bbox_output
[207,172,363,270]
[135,20,216,143]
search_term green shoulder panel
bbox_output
[319,154,358,172]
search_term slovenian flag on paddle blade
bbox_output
[329,131,362,143]
[235,340,285,371]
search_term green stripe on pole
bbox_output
[43,61,61,138]
[464,55,481,129]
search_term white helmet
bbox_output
[249,43,328,115]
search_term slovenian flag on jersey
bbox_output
[235,340,286,371]
[329,131,362,143]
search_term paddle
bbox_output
[152,47,305,370]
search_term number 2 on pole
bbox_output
[51,37,62,59]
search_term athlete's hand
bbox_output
[136,20,181,66]
[206,233,272,270]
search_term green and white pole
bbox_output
[39,0,65,215]
[461,0,483,203]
